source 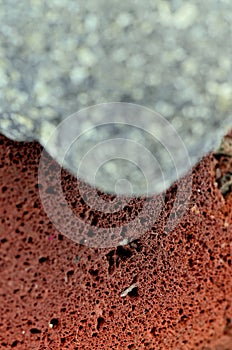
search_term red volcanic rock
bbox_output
[0,133,232,349]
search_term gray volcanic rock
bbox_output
[0,0,231,195]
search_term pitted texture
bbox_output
[0,134,232,349]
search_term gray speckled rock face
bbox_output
[0,0,232,195]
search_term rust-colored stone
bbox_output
[0,134,232,349]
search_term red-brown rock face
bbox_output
[0,134,232,349]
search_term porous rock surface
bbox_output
[0,133,232,349]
